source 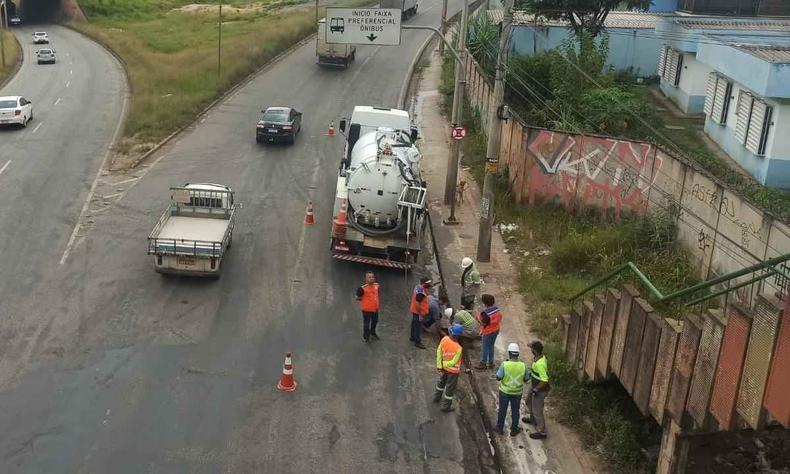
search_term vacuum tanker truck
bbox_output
[330,124,426,269]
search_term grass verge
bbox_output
[0,30,20,85]
[70,0,364,167]
[439,53,699,473]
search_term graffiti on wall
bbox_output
[522,129,662,220]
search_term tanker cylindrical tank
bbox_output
[345,129,421,233]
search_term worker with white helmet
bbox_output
[460,257,482,308]
[494,343,530,436]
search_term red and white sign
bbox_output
[451,126,466,141]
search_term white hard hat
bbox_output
[461,257,473,268]
[507,343,520,353]
[444,308,453,318]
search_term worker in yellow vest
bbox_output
[523,340,550,439]
[434,323,464,412]
[495,343,530,436]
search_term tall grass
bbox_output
[71,0,368,164]
[0,30,20,85]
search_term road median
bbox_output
[0,30,22,90]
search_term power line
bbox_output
[467,36,788,261]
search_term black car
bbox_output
[256,106,302,144]
[10,16,22,26]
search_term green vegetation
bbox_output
[0,30,20,85]
[466,15,790,219]
[71,0,359,166]
[438,52,697,473]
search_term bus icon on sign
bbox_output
[330,18,345,33]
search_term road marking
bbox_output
[0,160,11,177]
[114,177,139,186]
[32,122,43,133]
[60,70,130,265]
[289,155,323,304]
[54,97,61,106]
[66,81,70,88]
[102,192,122,199]
[70,70,73,75]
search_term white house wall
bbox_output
[661,52,711,114]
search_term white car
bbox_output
[0,96,33,127]
[36,48,56,64]
[32,32,49,44]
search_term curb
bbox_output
[398,33,434,109]
[0,33,24,91]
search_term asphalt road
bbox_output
[0,3,482,472]
[0,25,125,378]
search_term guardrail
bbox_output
[569,253,790,308]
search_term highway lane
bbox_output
[0,3,481,473]
[0,24,126,379]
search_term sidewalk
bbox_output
[416,48,603,474]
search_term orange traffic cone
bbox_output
[325,121,336,137]
[304,201,315,225]
[332,199,348,239]
[277,352,297,392]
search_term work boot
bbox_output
[475,362,488,370]
[415,342,426,349]
[370,333,380,340]
[363,337,370,343]
[440,406,455,413]
[510,427,523,437]
[522,416,535,425]
[494,427,505,435]
[529,432,547,440]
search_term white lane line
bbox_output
[70,70,73,75]
[60,73,130,266]
[114,177,139,186]
[102,192,122,199]
[66,81,71,88]
[0,160,11,177]
[54,97,61,106]
[32,122,43,133]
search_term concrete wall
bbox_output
[464,53,790,299]
[649,0,678,11]
[510,24,664,77]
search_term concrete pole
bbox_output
[442,0,468,219]
[438,0,447,54]
[0,1,6,69]
[217,0,222,80]
[476,0,513,261]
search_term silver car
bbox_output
[36,48,56,64]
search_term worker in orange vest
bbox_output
[356,271,380,343]
[434,323,464,412]
[409,277,432,349]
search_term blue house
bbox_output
[488,10,672,77]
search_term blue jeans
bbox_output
[496,391,522,431]
[410,314,422,344]
[481,331,498,364]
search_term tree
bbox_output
[520,0,653,37]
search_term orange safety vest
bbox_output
[409,285,429,316]
[437,336,463,374]
[359,283,380,312]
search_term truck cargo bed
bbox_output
[150,216,230,256]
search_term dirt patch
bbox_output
[686,428,790,473]
[174,2,299,15]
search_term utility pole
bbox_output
[0,1,7,69]
[442,0,468,224]
[476,0,513,261]
[217,0,222,80]
[315,0,319,28]
[438,0,447,54]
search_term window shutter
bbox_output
[758,106,773,156]
[673,52,684,87]
[704,73,717,117]
[659,47,668,79]
[735,91,752,144]
[666,50,678,84]
[712,78,730,124]
[746,100,768,155]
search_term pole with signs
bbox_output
[442,0,467,225]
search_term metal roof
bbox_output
[674,18,790,31]
[487,10,672,30]
[734,44,790,63]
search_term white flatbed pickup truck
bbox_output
[147,183,238,277]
